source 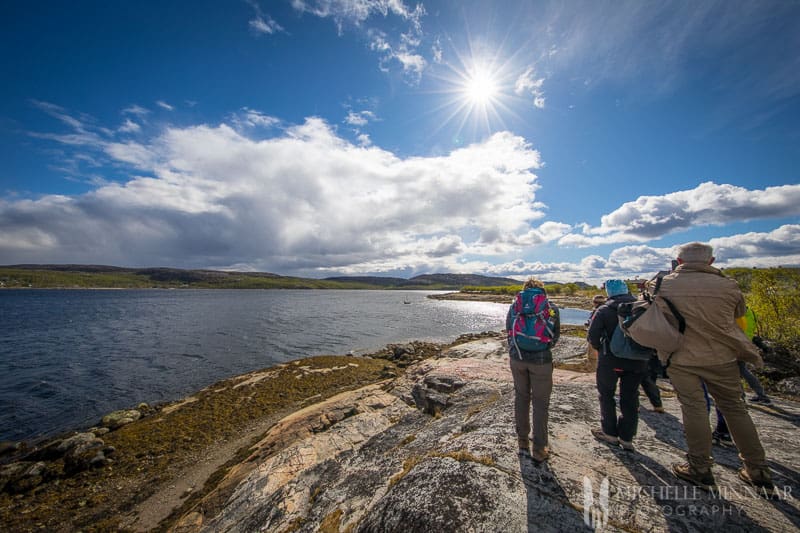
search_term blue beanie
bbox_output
[605,279,629,297]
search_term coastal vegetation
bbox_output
[727,267,800,346]
[0,354,401,531]
[461,282,598,297]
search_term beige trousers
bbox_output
[668,361,767,471]
[510,358,553,450]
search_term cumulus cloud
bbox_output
[1,115,547,273]
[709,224,800,267]
[13,103,799,281]
[560,182,800,247]
[156,100,174,111]
[481,225,800,284]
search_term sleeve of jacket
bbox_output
[586,306,607,350]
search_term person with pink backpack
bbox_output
[506,277,560,463]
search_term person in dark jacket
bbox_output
[587,279,648,451]
[506,277,561,463]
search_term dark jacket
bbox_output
[506,302,561,364]
[587,294,646,370]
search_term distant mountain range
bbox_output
[0,264,536,290]
[323,273,522,288]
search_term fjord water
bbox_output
[1,289,589,442]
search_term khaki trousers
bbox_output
[668,361,767,471]
[510,358,553,450]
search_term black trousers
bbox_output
[640,355,663,408]
[596,355,646,442]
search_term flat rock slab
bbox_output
[172,338,800,533]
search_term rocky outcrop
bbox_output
[101,408,142,429]
[171,338,800,532]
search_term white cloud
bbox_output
[103,141,157,170]
[481,224,800,284]
[431,37,443,63]
[118,119,141,134]
[514,67,546,109]
[560,182,800,247]
[291,0,421,27]
[246,0,285,35]
[344,110,376,126]
[294,0,427,83]
[230,108,281,130]
[249,15,284,34]
[709,224,800,266]
[16,103,799,281]
[1,117,546,272]
[122,104,150,117]
[395,51,427,77]
[156,100,174,111]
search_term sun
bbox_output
[464,69,498,105]
[424,45,524,142]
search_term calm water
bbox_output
[0,289,589,442]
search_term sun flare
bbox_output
[464,70,498,104]
[429,47,522,141]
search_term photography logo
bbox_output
[583,476,609,530]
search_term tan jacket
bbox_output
[655,262,762,367]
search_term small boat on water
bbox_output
[403,300,411,304]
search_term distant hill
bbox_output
[0,265,365,290]
[0,264,592,291]
[0,265,523,290]
[323,276,407,287]
[325,273,522,290]
[404,273,520,287]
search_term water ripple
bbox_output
[0,289,588,441]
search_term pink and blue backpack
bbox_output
[508,287,556,356]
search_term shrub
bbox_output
[747,268,800,344]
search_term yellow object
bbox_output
[736,308,757,339]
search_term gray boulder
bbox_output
[101,408,141,429]
[0,461,47,494]
[57,432,113,474]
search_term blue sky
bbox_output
[1,0,799,283]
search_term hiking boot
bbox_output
[591,428,619,445]
[619,440,635,452]
[712,430,733,447]
[531,447,550,463]
[750,396,772,405]
[518,437,530,454]
[672,462,717,492]
[738,467,775,492]
[653,406,665,414]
